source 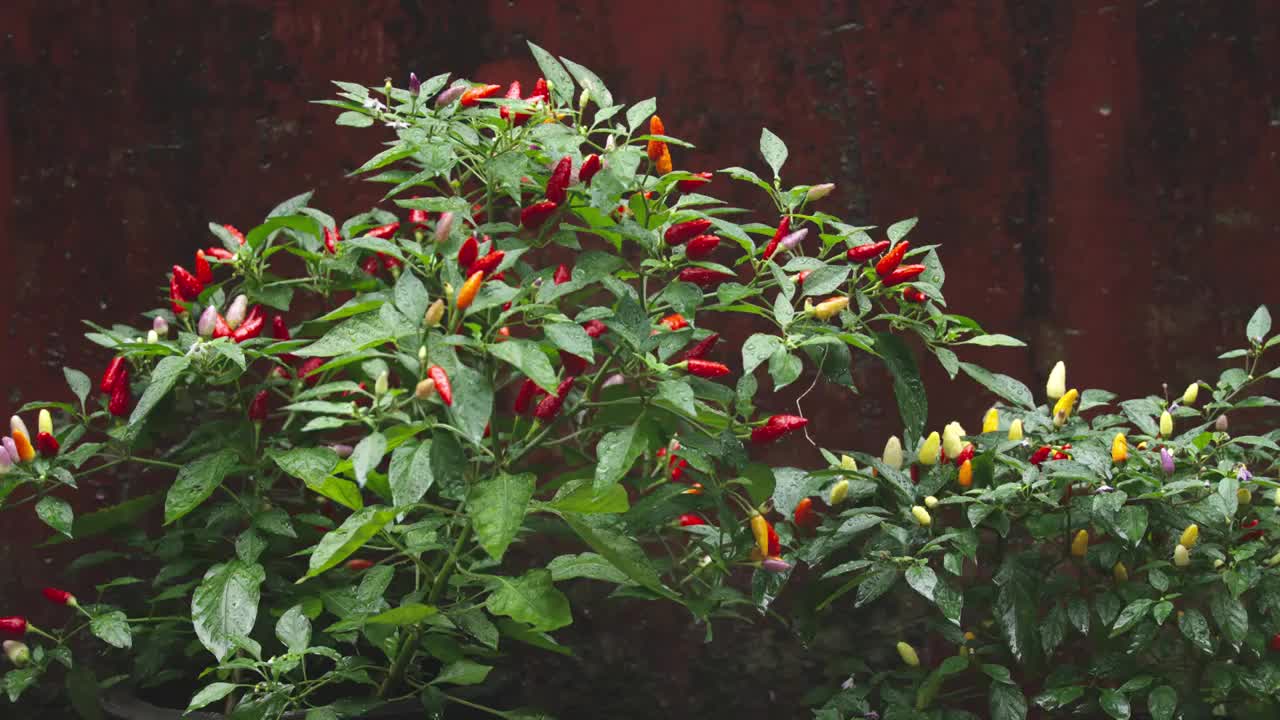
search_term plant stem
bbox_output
[444,692,509,718]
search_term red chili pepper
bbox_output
[195,251,213,285]
[203,247,235,261]
[910,465,920,484]
[670,458,688,481]
[299,357,325,387]
[361,256,381,276]
[794,497,820,531]
[547,156,572,205]
[767,520,781,556]
[903,287,927,303]
[458,236,479,268]
[534,377,575,420]
[0,618,27,637]
[324,227,340,254]
[530,78,550,102]
[224,224,246,245]
[1030,446,1053,466]
[470,250,505,275]
[344,558,375,572]
[553,264,571,285]
[679,268,735,287]
[35,432,59,457]
[41,588,75,606]
[428,365,453,406]
[460,84,502,107]
[169,277,185,314]
[499,81,526,124]
[366,222,400,240]
[101,357,127,393]
[579,154,602,185]
[875,241,910,278]
[232,306,265,343]
[171,265,204,301]
[678,514,706,527]
[1271,633,1280,652]
[795,270,812,286]
[521,200,559,229]
[647,115,667,161]
[750,414,808,444]
[681,333,720,361]
[664,219,713,246]
[883,264,926,287]
[381,253,403,271]
[108,370,131,417]
[409,203,429,228]
[761,217,790,261]
[248,390,270,421]
[212,313,233,340]
[846,240,890,262]
[560,350,589,376]
[1241,518,1265,542]
[514,378,543,414]
[685,234,720,260]
[660,313,689,331]
[271,316,291,342]
[686,359,730,378]
[677,172,713,193]
[954,444,976,467]
[583,319,609,338]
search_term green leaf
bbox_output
[485,570,572,632]
[545,323,594,364]
[45,494,159,545]
[351,432,387,489]
[468,472,536,561]
[560,513,677,601]
[295,314,389,357]
[593,423,645,491]
[625,98,657,132]
[1209,591,1248,647]
[66,665,104,720]
[164,449,238,524]
[742,333,783,375]
[876,333,927,444]
[990,681,1027,720]
[1110,599,1155,637]
[905,564,937,601]
[604,291,649,351]
[365,603,436,625]
[656,379,696,418]
[887,218,918,243]
[1178,608,1214,654]
[558,56,612,108]
[64,368,91,410]
[445,362,493,443]
[432,659,493,687]
[959,334,1026,347]
[89,610,131,649]
[1246,304,1271,341]
[126,355,191,436]
[799,265,850,297]
[388,441,434,509]
[960,362,1036,410]
[489,340,558,394]
[549,482,629,514]
[275,605,311,653]
[304,507,397,579]
[187,683,238,713]
[36,496,74,538]
[1099,689,1130,719]
[272,447,339,485]
[393,270,429,325]
[526,42,575,106]
[547,553,633,584]
[1147,686,1176,720]
[336,111,374,128]
[1034,686,1084,711]
[856,566,899,607]
[759,127,788,178]
[192,561,264,660]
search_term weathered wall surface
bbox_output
[2,1,1278,716]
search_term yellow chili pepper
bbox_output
[917,431,940,466]
[1159,410,1173,437]
[1070,529,1089,558]
[883,436,904,469]
[828,479,849,506]
[897,641,920,667]
[1111,433,1128,463]
[1046,361,1066,400]
[1174,544,1191,567]
[942,422,964,459]
[812,296,849,320]
[1052,388,1078,427]
[839,454,857,472]
[1007,419,1024,441]
[911,506,932,527]
[750,514,770,556]
[1179,524,1199,549]
[1113,562,1128,582]
[981,408,999,434]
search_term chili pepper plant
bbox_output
[2,45,1006,718]
[782,314,1280,720]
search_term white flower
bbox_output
[362,96,386,112]
[384,120,409,130]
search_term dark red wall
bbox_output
[2,1,1279,716]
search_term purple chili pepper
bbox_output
[197,305,218,338]
[330,444,355,459]
[2,437,18,463]
[1160,447,1175,475]
[435,84,466,107]
[762,557,792,574]
[152,316,169,336]
[780,228,809,251]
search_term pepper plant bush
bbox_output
[787,312,1280,720]
[0,45,996,717]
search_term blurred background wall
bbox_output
[2,1,1278,716]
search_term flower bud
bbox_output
[1159,411,1173,437]
[1052,388,1078,427]
[1046,361,1066,400]
[601,373,625,389]
[433,211,455,244]
[415,378,436,400]
[883,436,904,469]
[896,641,920,667]
[924,495,939,509]
[1182,382,1199,405]
[418,345,427,364]
[1214,558,1225,569]
[197,305,218,337]
[374,371,389,397]
[1007,419,1024,441]
[147,329,159,344]
[1179,524,1199,549]
[578,87,590,112]
[408,72,421,96]
[330,444,354,459]
[1071,529,1089,558]
[1173,544,1191,567]
[911,505,932,527]
[981,408,999,434]
[942,422,965,460]
[805,183,835,202]
[225,294,248,329]
[152,316,169,336]
[3,640,29,668]
[917,432,940,466]
[828,479,849,506]
[1160,447,1175,475]
[762,557,792,574]
[1215,414,1229,432]
[424,299,445,327]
